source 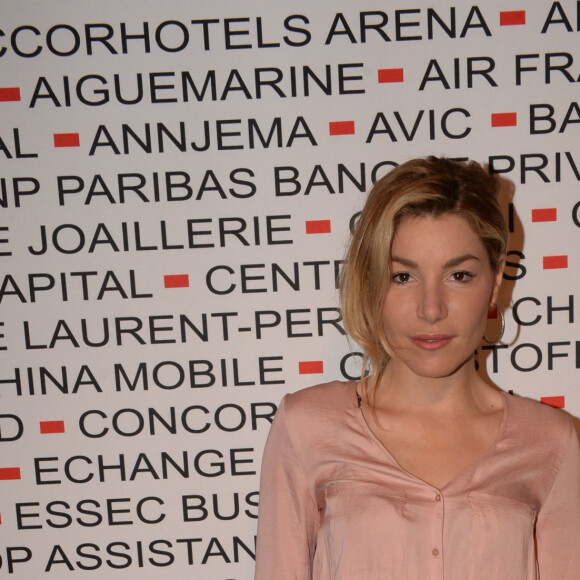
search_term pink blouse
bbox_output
[255,381,580,579]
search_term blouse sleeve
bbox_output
[254,395,319,580]
[536,424,580,579]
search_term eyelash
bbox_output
[450,270,475,283]
[391,272,412,285]
[391,271,475,285]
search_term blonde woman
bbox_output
[255,157,580,579]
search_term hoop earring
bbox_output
[483,308,505,344]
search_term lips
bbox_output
[410,334,454,350]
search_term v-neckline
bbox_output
[353,382,509,492]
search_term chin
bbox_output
[403,355,474,380]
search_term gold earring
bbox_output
[483,308,505,344]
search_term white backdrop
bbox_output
[1,1,579,578]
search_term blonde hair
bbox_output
[340,156,509,404]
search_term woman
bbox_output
[255,157,580,579]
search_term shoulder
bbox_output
[282,380,357,418]
[273,380,357,437]
[285,379,357,406]
[504,391,575,448]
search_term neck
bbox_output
[376,357,487,412]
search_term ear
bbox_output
[490,255,506,306]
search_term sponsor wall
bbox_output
[1,1,579,578]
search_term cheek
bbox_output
[465,291,494,331]
[381,298,406,333]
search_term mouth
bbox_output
[410,334,454,350]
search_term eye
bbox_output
[450,270,474,283]
[392,272,412,284]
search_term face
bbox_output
[381,214,504,381]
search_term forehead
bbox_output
[391,214,487,257]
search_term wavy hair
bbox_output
[340,156,509,404]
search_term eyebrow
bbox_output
[391,254,481,269]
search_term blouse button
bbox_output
[434,494,441,502]
[432,548,440,557]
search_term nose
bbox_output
[417,281,448,323]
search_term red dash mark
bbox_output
[491,113,517,127]
[40,420,65,434]
[299,361,324,374]
[164,274,190,288]
[0,87,21,101]
[54,133,80,147]
[500,11,526,26]
[0,467,21,480]
[378,68,404,83]
[329,121,355,136]
[532,208,557,222]
[541,396,565,409]
[306,220,331,234]
[543,255,568,269]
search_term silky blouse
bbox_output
[255,380,580,580]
